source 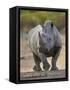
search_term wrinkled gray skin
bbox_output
[28,20,62,71]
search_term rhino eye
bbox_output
[49,38,51,40]
[42,33,46,37]
[47,38,51,42]
[43,35,45,37]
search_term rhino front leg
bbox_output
[33,53,42,71]
[39,53,50,71]
[51,47,61,71]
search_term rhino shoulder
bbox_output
[29,24,42,33]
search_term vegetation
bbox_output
[20,10,65,33]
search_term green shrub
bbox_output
[20,10,65,33]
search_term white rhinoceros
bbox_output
[28,20,62,71]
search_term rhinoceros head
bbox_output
[42,20,53,32]
[39,20,55,52]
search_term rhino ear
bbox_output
[42,24,45,28]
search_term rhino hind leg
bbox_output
[50,47,61,71]
[33,53,42,71]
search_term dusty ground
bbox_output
[20,70,65,80]
[20,33,66,79]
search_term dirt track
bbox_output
[20,70,65,80]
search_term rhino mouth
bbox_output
[39,47,53,57]
[39,47,50,54]
[39,46,61,57]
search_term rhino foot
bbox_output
[43,63,50,71]
[50,66,59,71]
[33,65,42,71]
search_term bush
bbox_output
[20,10,65,33]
